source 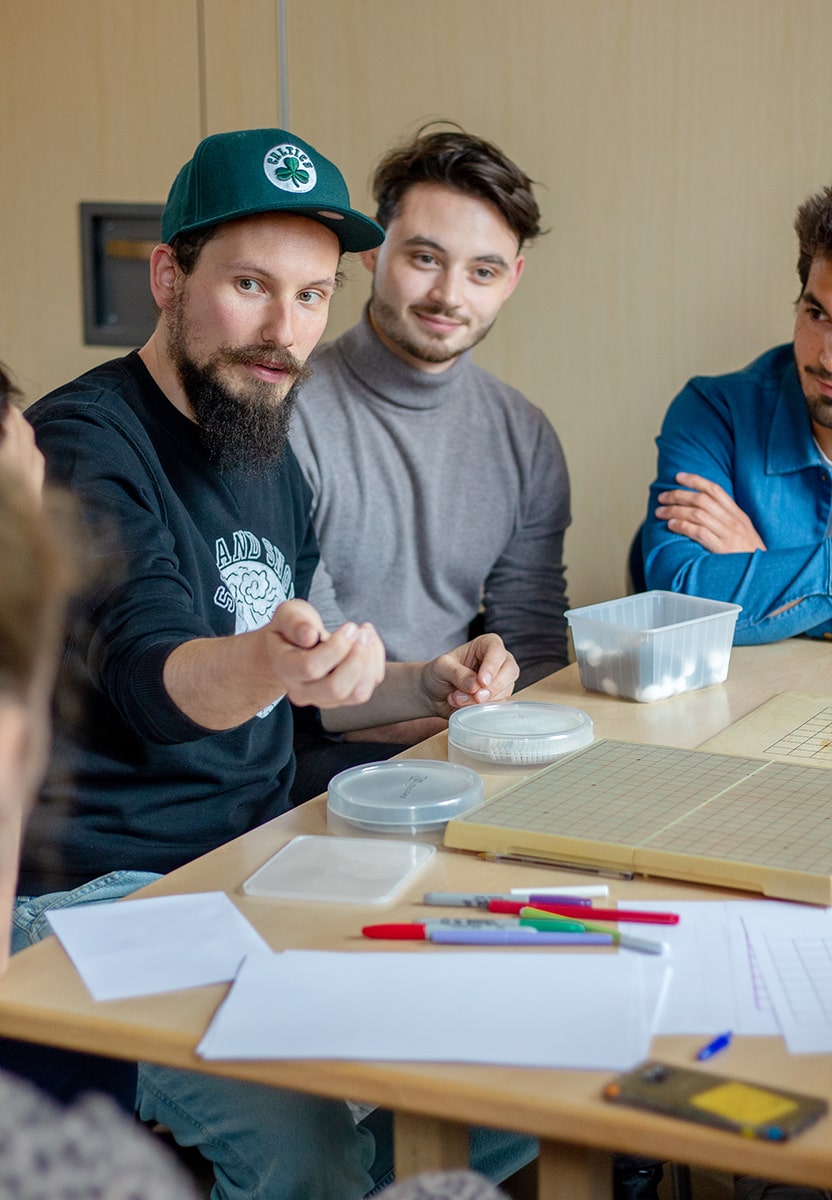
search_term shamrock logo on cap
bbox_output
[264,143,317,194]
[276,156,309,188]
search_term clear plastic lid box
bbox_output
[565,590,741,703]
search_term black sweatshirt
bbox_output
[21,352,318,891]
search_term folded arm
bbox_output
[654,472,767,554]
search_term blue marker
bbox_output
[695,1031,733,1061]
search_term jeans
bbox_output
[13,870,537,1199]
[12,870,161,953]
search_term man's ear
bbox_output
[359,247,379,274]
[148,244,180,310]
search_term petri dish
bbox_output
[448,701,594,766]
[327,759,484,839]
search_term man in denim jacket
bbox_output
[642,184,832,645]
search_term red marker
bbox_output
[363,924,432,940]
[487,900,679,924]
[362,920,508,940]
[362,923,666,953]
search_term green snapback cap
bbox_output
[161,128,384,253]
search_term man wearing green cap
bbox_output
[14,129,528,1199]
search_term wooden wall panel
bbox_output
[284,0,832,607]
[0,0,202,399]
[202,0,280,132]
[0,0,281,402]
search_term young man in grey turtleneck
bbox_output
[290,127,570,796]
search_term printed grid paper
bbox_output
[742,905,832,1053]
[766,706,832,766]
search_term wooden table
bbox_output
[2,640,832,1198]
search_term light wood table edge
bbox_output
[3,647,832,1194]
[4,931,831,1190]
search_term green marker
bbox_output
[518,917,590,933]
[519,909,667,955]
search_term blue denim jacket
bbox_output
[642,343,832,644]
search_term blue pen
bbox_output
[695,1031,733,1061]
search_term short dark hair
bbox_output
[794,186,832,291]
[372,124,543,249]
[168,226,219,275]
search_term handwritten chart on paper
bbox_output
[619,899,780,1036]
[742,904,832,1053]
[443,740,832,904]
[700,692,832,767]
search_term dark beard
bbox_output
[178,353,301,476]
[165,290,312,476]
[802,362,832,430]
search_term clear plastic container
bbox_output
[242,835,436,904]
[448,701,594,768]
[565,590,741,703]
[327,759,484,840]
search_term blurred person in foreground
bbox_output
[0,361,199,1198]
[0,364,139,1111]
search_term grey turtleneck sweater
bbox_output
[291,308,571,687]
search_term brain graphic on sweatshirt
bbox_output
[220,561,286,634]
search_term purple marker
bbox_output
[423,892,592,909]
[427,928,613,946]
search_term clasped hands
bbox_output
[270,599,518,720]
[164,598,518,732]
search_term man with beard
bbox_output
[641,184,832,647]
[290,127,571,800]
[15,129,525,1200]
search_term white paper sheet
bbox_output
[617,899,824,1037]
[742,903,832,1053]
[47,891,271,1001]
[197,948,671,1071]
